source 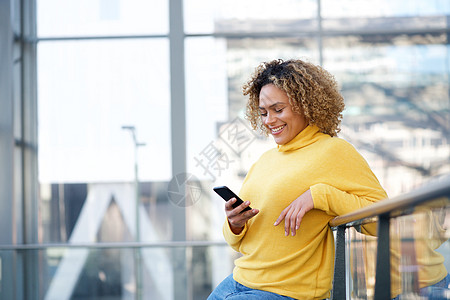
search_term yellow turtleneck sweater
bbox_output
[223,125,387,300]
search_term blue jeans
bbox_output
[392,273,450,300]
[207,274,297,300]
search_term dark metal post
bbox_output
[331,225,346,300]
[20,0,40,298]
[374,214,391,300]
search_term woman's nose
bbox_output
[264,112,276,125]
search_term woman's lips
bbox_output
[270,125,285,135]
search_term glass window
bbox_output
[23,1,450,299]
[37,0,169,37]
[37,39,172,242]
[323,34,450,196]
[35,244,231,299]
[184,0,317,34]
[321,1,450,35]
[321,0,450,18]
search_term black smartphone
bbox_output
[213,186,251,212]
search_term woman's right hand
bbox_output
[225,198,259,234]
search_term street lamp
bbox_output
[121,125,146,241]
[122,125,145,300]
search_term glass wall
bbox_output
[0,243,232,300]
[1,0,447,299]
[346,192,450,299]
[37,38,172,241]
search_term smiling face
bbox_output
[259,84,308,145]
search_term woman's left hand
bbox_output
[274,189,314,236]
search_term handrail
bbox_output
[329,174,450,228]
[329,174,450,300]
[0,240,228,250]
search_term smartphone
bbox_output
[213,186,251,212]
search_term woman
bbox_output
[208,59,387,300]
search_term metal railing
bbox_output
[1,176,449,299]
[329,174,450,300]
[0,240,230,300]
[0,240,227,250]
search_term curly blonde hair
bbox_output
[243,59,345,137]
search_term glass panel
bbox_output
[37,39,171,243]
[347,197,450,299]
[38,181,175,244]
[391,198,450,299]
[321,1,450,35]
[184,0,317,34]
[322,0,450,18]
[37,0,169,37]
[322,14,448,33]
[348,225,378,299]
[322,34,450,197]
[0,244,232,299]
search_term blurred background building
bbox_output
[1,0,449,299]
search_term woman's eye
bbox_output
[275,108,283,113]
[260,112,267,117]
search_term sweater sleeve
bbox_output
[310,183,386,217]
[310,138,388,217]
[311,183,384,236]
[222,220,248,252]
